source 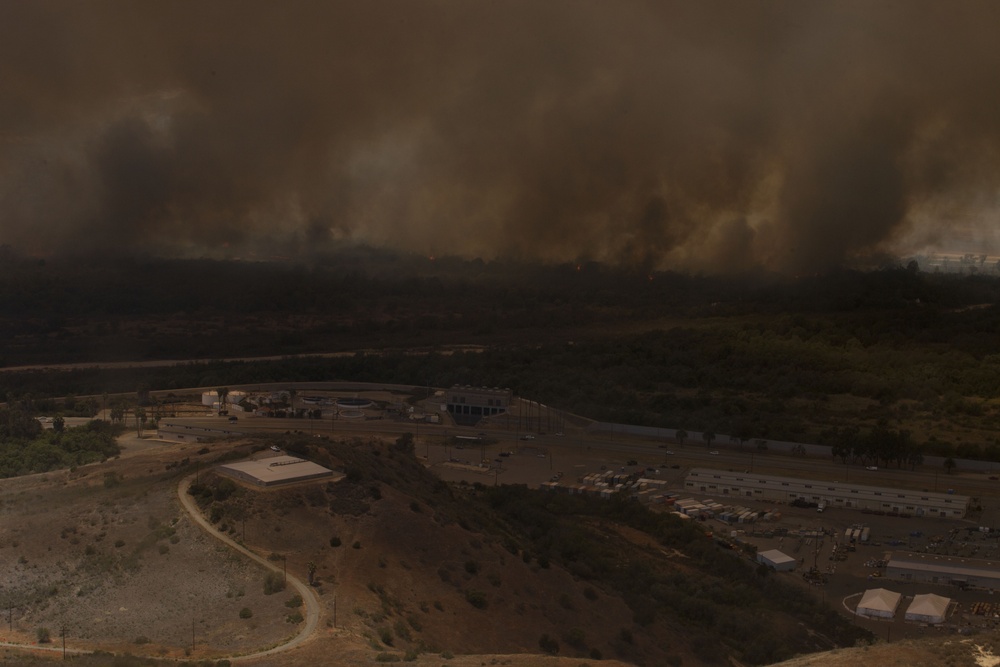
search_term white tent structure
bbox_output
[905,593,950,624]
[857,588,901,619]
[758,549,796,571]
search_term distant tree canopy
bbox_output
[0,418,121,478]
[3,258,1000,459]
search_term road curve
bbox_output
[176,473,322,662]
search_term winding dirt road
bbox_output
[176,473,322,662]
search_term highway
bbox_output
[158,414,1000,501]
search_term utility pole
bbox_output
[61,625,66,659]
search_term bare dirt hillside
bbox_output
[200,440,696,666]
[770,633,1000,667]
[0,445,294,659]
[0,436,645,666]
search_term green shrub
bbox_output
[464,560,480,575]
[263,571,286,595]
[464,590,487,609]
[374,654,400,663]
[239,607,253,619]
[538,633,559,654]
[37,628,51,644]
[114,539,125,548]
[378,626,394,646]
[286,612,304,624]
[285,595,303,608]
[393,618,412,642]
[565,627,586,648]
[330,536,342,547]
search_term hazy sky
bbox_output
[2,1,999,272]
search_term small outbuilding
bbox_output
[905,593,950,624]
[758,549,797,572]
[856,588,901,619]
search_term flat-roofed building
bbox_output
[218,456,338,487]
[446,386,512,426]
[758,549,796,571]
[684,468,969,518]
[886,552,1000,590]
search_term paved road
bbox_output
[176,473,322,662]
[161,414,1000,501]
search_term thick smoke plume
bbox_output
[2,1,1000,272]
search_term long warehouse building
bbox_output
[685,468,969,518]
[886,552,1000,590]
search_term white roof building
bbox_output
[758,549,797,571]
[685,468,969,518]
[218,456,338,487]
[905,593,950,624]
[857,588,901,619]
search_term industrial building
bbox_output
[757,549,796,571]
[685,468,969,518]
[446,386,512,426]
[856,588,901,619]
[886,552,1000,590]
[217,455,338,487]
[904,593,951,624]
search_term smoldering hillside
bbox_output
[2,1,1000,271]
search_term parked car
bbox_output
[709,451,719,455]
[627,459,638,466]
[228,416,238,423]
[270,445,281,452]
[866,466,878,471]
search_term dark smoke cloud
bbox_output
[2,1,1000,272]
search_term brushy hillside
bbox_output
[196,432,872,665]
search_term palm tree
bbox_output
[217,387,229,415]
[702,430,715,449]
[675,429,687,446]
